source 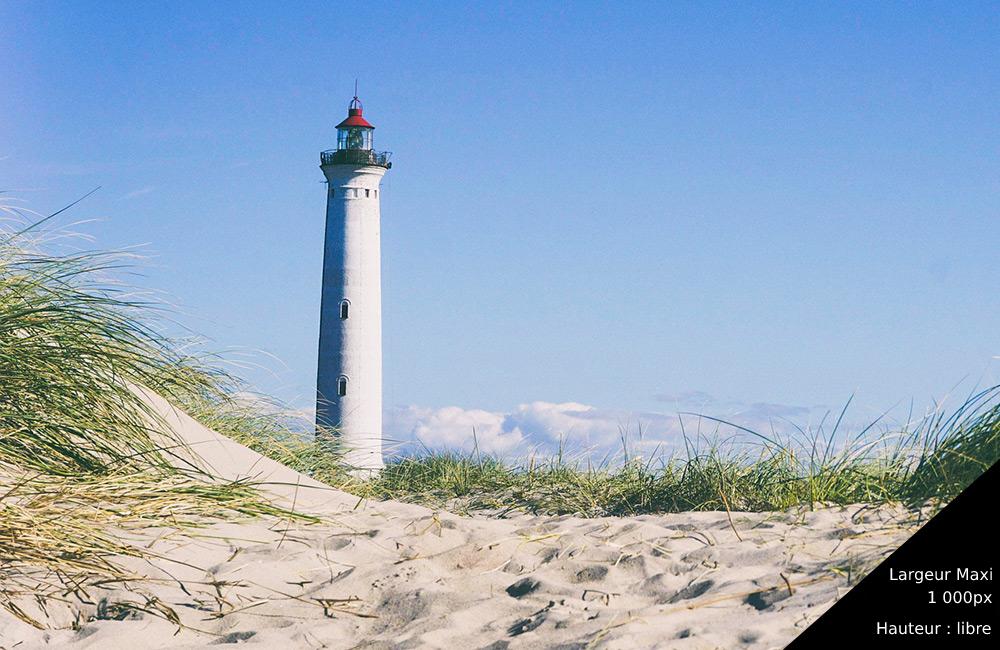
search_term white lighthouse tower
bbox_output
[316,94,391,471]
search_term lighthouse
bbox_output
[316,94,391,471]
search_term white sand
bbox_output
[0,393,921,649]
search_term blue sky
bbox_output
[3,2,998,455]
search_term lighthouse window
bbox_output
[339,300,349,320]
[365,189,370,198]
[373,190,378,198]
[337,377,348,397]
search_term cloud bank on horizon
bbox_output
[382,392,841,460]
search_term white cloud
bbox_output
[383,394,845,462]
[505,401,677,448]
[385,404,524,455]
[385,401,690,459]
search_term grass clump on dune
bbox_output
[903,388,1000,505]
[0,204,320,628]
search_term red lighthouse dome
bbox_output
[336,96,375,129]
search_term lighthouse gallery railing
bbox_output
[321,149,392,168]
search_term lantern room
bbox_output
[336,97,374,151]
[321,95,391,168]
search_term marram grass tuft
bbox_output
[0,202,322,628]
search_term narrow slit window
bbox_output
[373,190,378,198]
[365,189,370,198]
[337,377,348,397]
[339,300,349,320]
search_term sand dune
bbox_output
[0,393,921,649]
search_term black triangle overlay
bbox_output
[786,461,998,648]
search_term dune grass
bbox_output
[0,204,318,628]
[902,388,1000,504]
[347,388,998,517]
